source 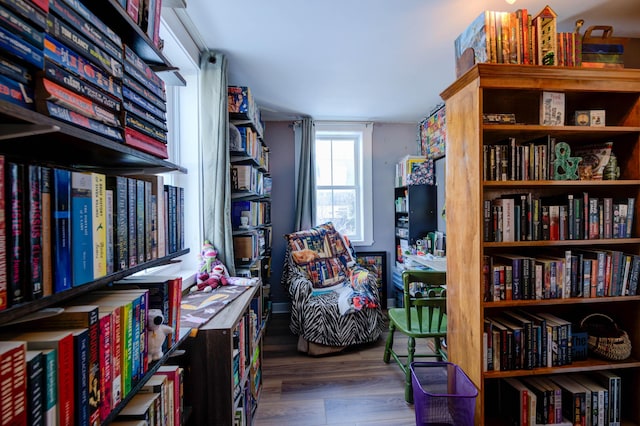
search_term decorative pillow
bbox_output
[286,222,350,288]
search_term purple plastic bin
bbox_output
[410,362,478,426]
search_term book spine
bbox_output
[87,313,100,424]
[71,171,93,286]
[45,14,123,79]
[42,60,121,113]
[143,180,152,262]
[105,189,113,275]
[98,312,112,422]
[123,126,168,159]
[123,98,167,131]
[92,173,106,279]
[42,101,123,142]
[127,178,137,268]
[48,0,120,61]
[37,78,121,127]
[52,168,71,293]
[2,0,47,30]
[106,176,128,271]
[0,22,43,68]
[111,306,122,408]
[126,0,140,23]
[0,156,6,311]
[153,176,165,258]
[122,84,165,120]
[0,4,45,49]
[0,53,32,85]
[123,44,165,97]
[0,73,34,108]
[151,0,161,47]
[135,179,145,264]
[57,335,75,426]
[26,351,44,426]
[7,162,24,306]
[121,300,133,397]
[43,35,122,100]
[40,167,52,298]
[73,330,89,426]
[26,164,43,300]
[130,295,141,383]
[125,111,167,143]
[41,349,56,426]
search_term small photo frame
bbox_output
[590,110,606,127]
[574,110,591,126]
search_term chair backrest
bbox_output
[402,269,447,333]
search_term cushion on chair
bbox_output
[285,222,353,289]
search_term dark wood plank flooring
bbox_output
[253,312,431,426]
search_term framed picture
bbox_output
[355,251,387,309]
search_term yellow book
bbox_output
[92,173,107,278]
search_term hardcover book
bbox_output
[127,177,137,268]
[40,167,52,297]
[0,156,6,311]
[25,164,43,300]
[0,330,75,426]
[135,179,145,264]
[7,161,25,306]
[0,341,27,426]
[52,168,71,293]
[25,350,44,426]
[106,175,128,271]
[41,348,56,426]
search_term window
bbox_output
[314,122,373,245]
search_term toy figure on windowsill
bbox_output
[191,240,230,292]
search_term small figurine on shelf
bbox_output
[147,309,174,362]
[604,151,620,180]
[192,240,230,292]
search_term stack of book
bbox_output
[454,5,583,77]
[228,85,264,138]
[38,0,124,141]
[0,0,48,108]
[122,45,169,159]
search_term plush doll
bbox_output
[192,240,230,292]
[147,309,174,362]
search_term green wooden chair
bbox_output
[383,269,447,403]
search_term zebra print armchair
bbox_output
[282,223,384,354]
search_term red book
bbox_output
[28,0,49,13]
[0,155,6,310]
[155,365,182,426]
[0,341,27,425]
[1,331,75,426]
[126,0,140,23]
[152,0,162,47]
[124,127,168,159]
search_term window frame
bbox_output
[314,121,374,246]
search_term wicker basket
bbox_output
[580,313,632,361]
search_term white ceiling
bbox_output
[180,0,640,123]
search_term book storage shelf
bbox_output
[0,0,190,423]
[229,85,272,321]
[179,282,266,426]
[441,64,640,425]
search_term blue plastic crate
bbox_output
[410,362,478,426]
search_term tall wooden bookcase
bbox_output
[441,64,640,424]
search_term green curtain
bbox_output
[294,117,316,231]
[199,50,235,275]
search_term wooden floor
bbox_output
[253,312,427,426]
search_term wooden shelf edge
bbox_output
[0,249,190,326]
[483,358,640,380]
[485,294,640,308]
[484,238,640,248]
[484,179,640,187]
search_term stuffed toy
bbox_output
[192,240,230,292]
[147,309,174,362]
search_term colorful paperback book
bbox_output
[7,161,25,306]
[106,175,128,272]
[0,156,6,311]
[2,0,47,30]
[0,24,43,68]
[0,73,33,108]
[0,3,45,49]
[43,101,123,142]
[71,171,93,286]
[92,173,107,279]
[58,0,122,47]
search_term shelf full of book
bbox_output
[441,64,640,425]
[0,0,191,424]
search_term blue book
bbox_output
[71,172,93,286]
[41,348,57,426]
[52,168,71,293]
